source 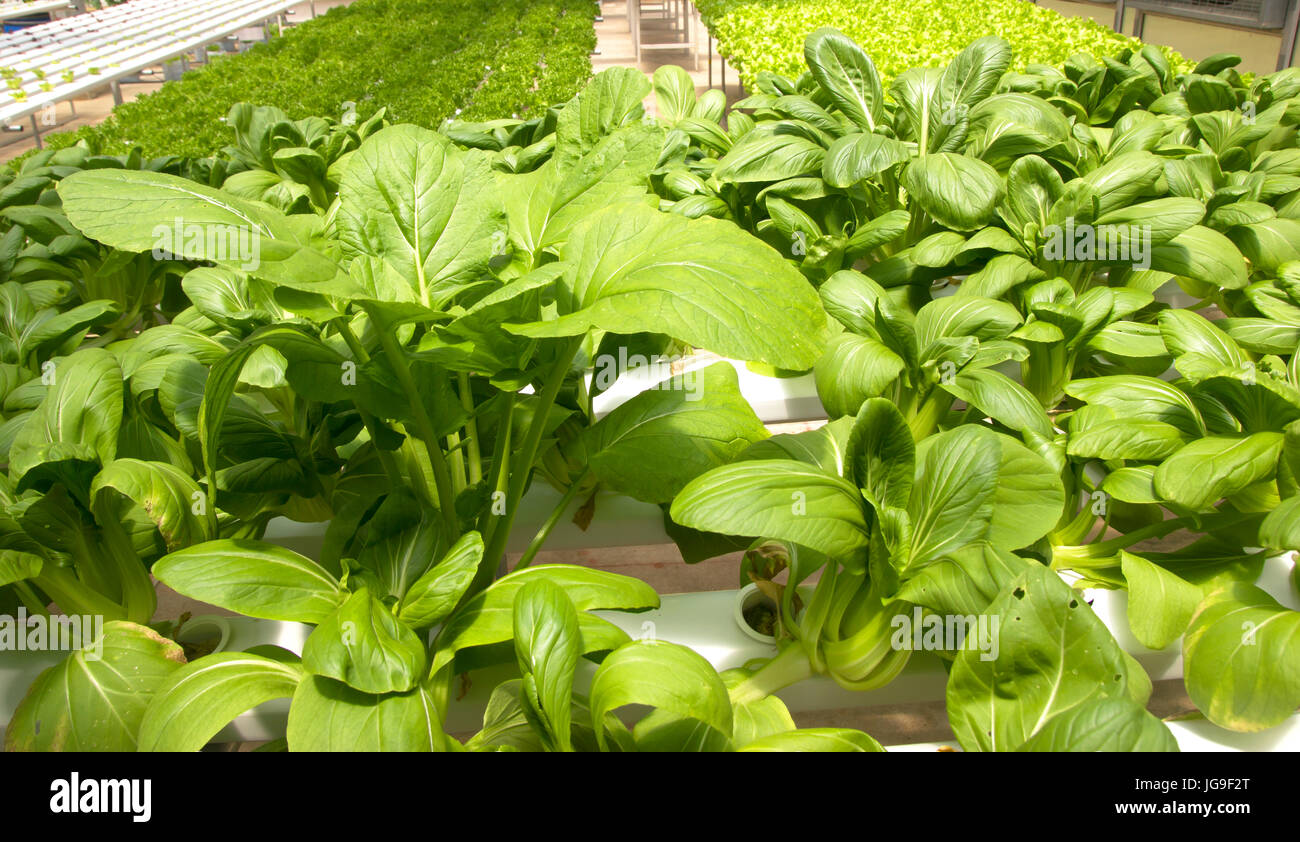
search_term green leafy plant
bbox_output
[1049,310,1300,731]
[16,0,598,162]
[3,68,837,750]
[694,0,1187,92]
[214,102,389,213]
[4,16,1299,753]
[668,398,1179,750]
[9,559,884,751]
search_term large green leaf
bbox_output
[897,543,1035,618]
[1260,494,1300,552]
[1228,218,1300,275]
[907,426,1000,568]
[804,27,884,132]
[507,201,827,370]
[5,621,185,751]
[722,670,799,748]
[999,155,1064,234]
[738,728,885,752]
[556,66,651,158]
[822,134,913,187]
[1157,309,1249,369]
[502,121,660,259]
[986,432,1066,550]
[585,362,768,504]
[902,153,1004,231]
[1183,584,1300,732]
[90,458,212,553]
[741,415,855,475]
[818,268,893,334]
[181,266,280,332]
[845,398,914,511]
[1149,225,1249,290]
[933,37,1013,151]
[0,549,41,587]
[588,640,732,750]
[10,348,122,490]
[58,169,354,297]
[653,65,696,126]
[913,296,1022,358]
[939,368,1052,439]
[336,125,504,306]
[946,564,1142,751]
[1067,419,1188,461]
[153,539,346,624]
[844,210,912,258]
[397,531,483,628]
[513,578,582,751]
[19,300,119,359]
[1066,375,1204,437]
[715,132,827,183]
[671,460,870,560]
[1154,433,1284,510]
[137,653,303,752]
[814,333,906,418]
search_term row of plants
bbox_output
[0,22,1298,749]
[638,30,1300,738]
[694,0,1190,91]
[12,0,597,161]
[0,66,883,750]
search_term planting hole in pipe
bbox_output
[174,615,232,661]
[735,583,779,643]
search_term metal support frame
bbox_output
[629,0,697,67]
[3,97,78,150]
[1281,0,1300,69]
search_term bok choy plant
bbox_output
[1052,309,1300,732]
[127,559,884,751]
[5,68,833,749]
[669,398,1178,750]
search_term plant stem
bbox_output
[729,643,815,704]
[903,207,929,247]
[474,336,583,594]
[516,467,591,570]
[447,431,467,495]
[1052,492,1100,547]
[34,565,125,621]
[13,582,49,617]
[1051,515,1196,569]
[374,326,460,541]
[908,387,951,440]
[458,372,483,485]
[331,319,407,488]
[99,518,157,624]
[477,392,515,540]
